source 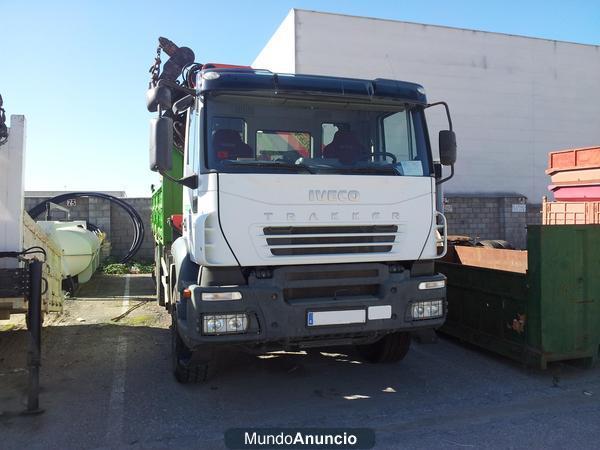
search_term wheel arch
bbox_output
[171,237,200,296]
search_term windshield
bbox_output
[204,94,431,176]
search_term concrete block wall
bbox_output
[110,198,154,261]
[527,203,543,227]
[444,194,541,249]
[24,195,154,261]
[24,197,91,222]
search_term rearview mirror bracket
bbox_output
[426,101,457,184]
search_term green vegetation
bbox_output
[101,260,154,275]
[118,314,157,327]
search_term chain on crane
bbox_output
[148,45,162,88]
[148,37,196,88]
[0,94,8,147]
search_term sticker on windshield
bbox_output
[400,161,423,176]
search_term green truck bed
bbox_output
[151,150,183,246]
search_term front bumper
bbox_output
[176,263,446,349]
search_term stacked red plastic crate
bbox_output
[543,146,600,224]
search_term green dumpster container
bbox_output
[437,225,600,369]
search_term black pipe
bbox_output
[28,192,145,263]
[26,259,43,414]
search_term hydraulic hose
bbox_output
[28,192,145,263]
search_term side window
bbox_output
[256,131,311,161]
[382,111,422,175]
[321,123,339,148]
[321,123,351,153]
[212,117,247,143]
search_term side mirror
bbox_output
[146,85,172,113]
[439,130,457,166]
[149,117,173,172]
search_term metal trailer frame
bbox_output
[0,115,63,319]
[0,114,49,412]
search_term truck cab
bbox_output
[148,60,456,382]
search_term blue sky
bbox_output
[2,0,599,197]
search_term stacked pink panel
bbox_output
[546,146,600,203]
[544,146,600,224]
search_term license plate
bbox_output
[307,309,366,327]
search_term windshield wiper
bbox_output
[342,165,398,175]
[222,160,314,174]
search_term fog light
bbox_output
[228,316,245,331]
[203,314,248,334]
[201,291,242,301]
[205,317,225,333]
[418,280,445,290]
[411,300,443,320]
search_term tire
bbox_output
[171,308,214,383]
[356,332,411,363]
[155,247,165,307]
[477,239,514,249]
[62,276,78,296]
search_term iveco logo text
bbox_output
[309,190,360,202]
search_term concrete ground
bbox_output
[1,274,599,449]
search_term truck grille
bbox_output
[263,225,398,256]
[278,264,385,302]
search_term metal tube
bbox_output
[26,258,43,414]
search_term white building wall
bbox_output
[252,10,296,73]
[257,9,600,201]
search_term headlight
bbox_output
[202,314,248,334]
[411,300,444,320]
[205,317,226,333]
[201,291,242,301]
[418,280,445,290]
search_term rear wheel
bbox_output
[356,332,411,363]
[171,308,214,383]
[154,246,165,307]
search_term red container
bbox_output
[547,146,600,174]
[543,199,600,225]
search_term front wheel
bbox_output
[171,309,214,383]
[356,332,411,363]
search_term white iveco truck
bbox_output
[147,39,457,382]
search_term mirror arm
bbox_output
[426,101,453,131]
[158,170,199,189]
[436,164,454,185]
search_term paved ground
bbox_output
[1,274,600,449]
